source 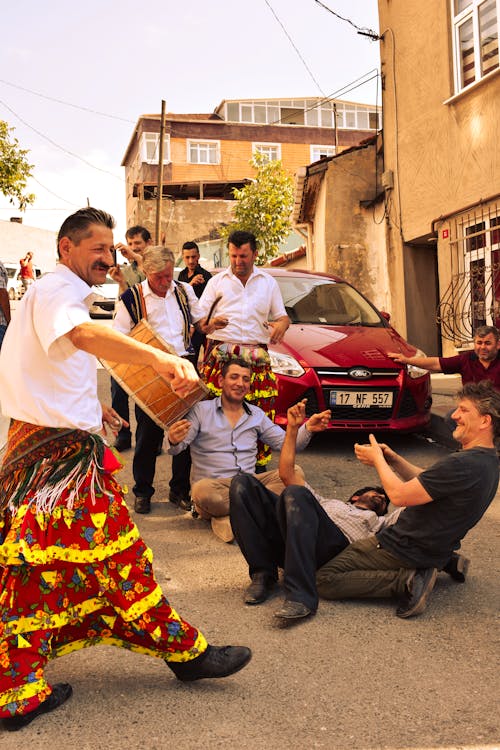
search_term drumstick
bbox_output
[205,294,222,325]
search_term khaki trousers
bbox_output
[192,469,285,520]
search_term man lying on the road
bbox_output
[316,381,500,619]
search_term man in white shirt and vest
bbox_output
[113,245,225,514]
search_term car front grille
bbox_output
[395,389,418,417]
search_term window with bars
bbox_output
[187,140,220,165]
[452,0,499,92]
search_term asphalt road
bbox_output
[2,369,498,749]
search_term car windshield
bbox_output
[275,277,383,326]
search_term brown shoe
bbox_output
[274,600,313,626]
[244,572,275,605]
[211,515,234,543]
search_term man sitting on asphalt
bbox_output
[166,359,327,542]
[316,381,500,619]
[389,325,500,388]
[230,399,403,627]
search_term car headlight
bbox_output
[269,350,305,377]
[406,348,428,379]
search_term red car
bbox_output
[265,268,431,432]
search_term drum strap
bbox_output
[120,284,147,326]
[173,283,194,353]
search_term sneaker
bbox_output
[2,683,73,731]
[396,568,438,619]
[167,645,251,682]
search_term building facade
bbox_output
[121,97,380,260]
[377,0,500,355]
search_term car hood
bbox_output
[271,324,414,368]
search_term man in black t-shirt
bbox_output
[317,381,500,618]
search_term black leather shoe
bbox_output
[244,572,275,605]
[396,568,438,618]
[274,600,313,626]
[168,491,191,511]
[167,645,252,681]
[442,553,470,583]
[2,683,73,731]
[114,433,132,452]
[134,496,151,514]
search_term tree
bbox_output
[220,152,294,264]
[0,120,35,210]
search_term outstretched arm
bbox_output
[279,400,330,486]
[354,434,432,507]
[67,322,198,399]
[388,351,442,372]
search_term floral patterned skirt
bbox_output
[0,445,207,718]
[202,341,278,466]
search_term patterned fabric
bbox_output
[201,341,278,466]
[0,422,207,718]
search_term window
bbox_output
[452,0,499,92]
[253,143,281,161]
[310,145,336,162]
[140,133,170,164]
[187,140,220,165]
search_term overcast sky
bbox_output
[0,0,380,241]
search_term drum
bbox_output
[101,319,208,429]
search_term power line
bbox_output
[313,0,380,40]
[0,78,134,123]
[30,175,80,207]
[0,97,124,181]
[264,0,327,96]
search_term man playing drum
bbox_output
[0,208,251,731]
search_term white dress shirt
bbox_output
[113,279,203,356]
[199,266,287,345]
[0,264,103,432]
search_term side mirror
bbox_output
[380,310,391,322]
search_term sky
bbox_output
[0,0,381,242]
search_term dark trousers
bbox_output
[110,377,131,440]
[133,404,191,501]
[230,474,349,612]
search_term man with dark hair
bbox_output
[19,251,35,293]
[230,399,401,626]
[178,241,212,366]
[167,360,327,542]
[389,325,500,388]
[0,208,251,731]
[316,381,500,619]
[199,230,290,469]
[109,225,152,451]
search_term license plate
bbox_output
[329,390,393,408]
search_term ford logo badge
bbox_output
[349,368,371,380]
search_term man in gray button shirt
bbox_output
[167,358,328,542]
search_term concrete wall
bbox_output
[0,220,57,271]
[129,198,236,259]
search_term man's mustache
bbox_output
[92,263,112,272]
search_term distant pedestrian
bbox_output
[0,260,11,349]
[19,251,34,292]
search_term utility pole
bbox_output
[155,99,166,244]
